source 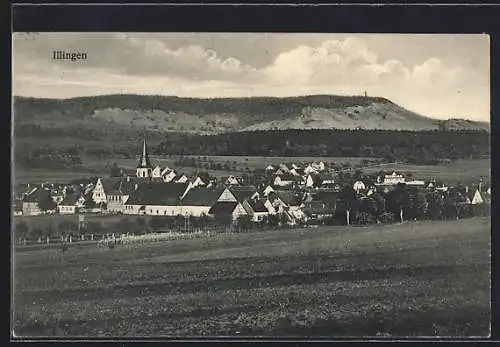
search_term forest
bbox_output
[153,129,490,163]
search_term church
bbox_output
[136,138,153,178]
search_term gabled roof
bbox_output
[269,190,303,207]
[22,188,51,203]
[100,178,122,194]
[312,190,340,206]
[229,185,259,202]
[181,187,224,206]
[276,172,300,181]
[125,183,188,206]
[208,201,238,215]
[59,194,80,206]
[246,199,268,213]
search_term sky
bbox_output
[12,33,490,122]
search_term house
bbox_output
[225,175,241,186]
[58,194,85,215]
[266,190,305,223]
[278,164,290,172]
[303,164,318,175]
[208,201,248,221]
[151,165,163,178]
[405,179,426,186]
[274,173,299,187]
[22,188,54,216]
[291,163,302,170]
[175,173,189,183]
[466,187,486,205]
[311,161,326,172]
[242,198,269,222]
[263,185,276,197]
[13,200,23,216]
[123,182,189,215]
[353,180,366,193]
[303,200,336,221]
[179,187,224,217]
[265,165,275,172]
[381,171,406,185]
[162,169,177,183]
[92,177,118,204]
[217,185,260,204]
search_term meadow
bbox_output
[14,155,490,185]
[12,217,490,337]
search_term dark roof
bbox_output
[22,188,51,203]
[276,172,299,181]
[303,201,336,215]
[313,191,340,206]
[125,183,188,206]
[269,190,303,206]
[208,201,238,215]
[59,194,80,206]
[229,185,258,202]
[181,187,224,206]
[246,199,268,213]
[101,178,122,194]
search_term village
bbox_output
[13,139,491,238]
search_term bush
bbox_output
[379,212,396,224]
[355,212,376,225]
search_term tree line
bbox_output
[154,129,490,162]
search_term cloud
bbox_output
[12,34,489,121]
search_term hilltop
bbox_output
[13,94,490,135]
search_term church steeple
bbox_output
[136,138,152,178]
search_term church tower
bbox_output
[136,138,153,178]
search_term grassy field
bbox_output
[363,159,490,185]
[12,217,490,337]
[14,156,490,185]
[12,214,142,231]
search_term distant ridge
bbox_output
[13,94,490,134]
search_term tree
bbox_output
[38,193,56,212]
[14,220,29,241]
[110,163,121,177]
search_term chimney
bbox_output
[127,176,130,182]
[134,184,138,190]
[465,185,469,193]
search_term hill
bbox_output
[13,94,490,135]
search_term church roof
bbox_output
[137,139,152,169]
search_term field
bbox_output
[14,155,490,185]
[12,217,490,337]
[13,214,141,231]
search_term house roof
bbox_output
[208,201,238,215]
[181,187,224,206]
[303,201,336,215]
[276,172,300,181]
[269,190,303,206]
[246,199,268,213]
[59,194,80,206]
[125,183,188,206]
[22,188,51,203]
[312,191,340,206]
[100,178,122,194]
[229,185,259,202]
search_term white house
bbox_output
[176,174,189,183]
[382,172,406,185]
[353,180,366,192]
[303,164,318,175]
[123,183,189,216]
[178,187,223,217]
[242,199,269,222]
[226,175,240,186]
[163,170,177,183]
[151,165,163,178]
